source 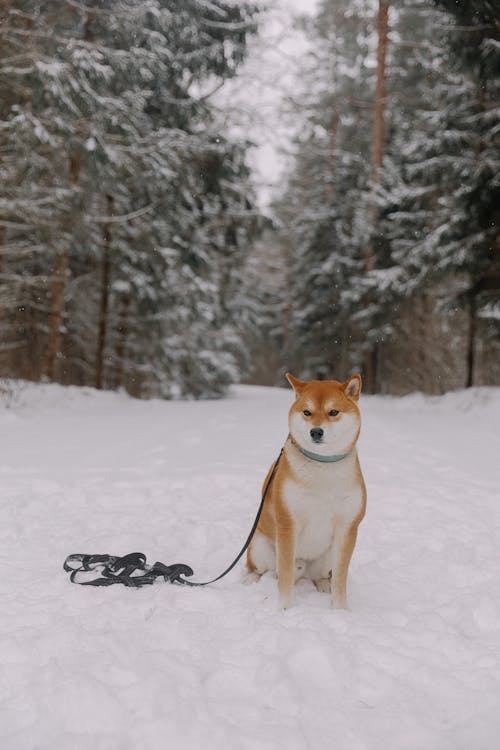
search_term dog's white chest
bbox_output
[282,459,361,560]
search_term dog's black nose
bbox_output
[310,427,324,442]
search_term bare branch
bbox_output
[90,203,155,224]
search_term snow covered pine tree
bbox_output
[0,0,260,398]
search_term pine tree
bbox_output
[0,1,71,381]
[274,0,378,380]
[0,0,261,398]
[382,0,500,388]
[252,0,499,392]
[432,0,500,386]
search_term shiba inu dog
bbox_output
[247,373,366,609]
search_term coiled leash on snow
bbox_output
[63,447,284,589]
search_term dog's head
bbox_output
[286,373,362,456]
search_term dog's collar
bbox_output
[289,436,351,463]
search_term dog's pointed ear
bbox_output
[286,373,306,396]
[343,374,362,401]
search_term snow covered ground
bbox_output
[1,381,500,750]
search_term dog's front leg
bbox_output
[330,521,358,609]
[276,520,296,609]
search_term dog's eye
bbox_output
[303,409,312,417]
[328,409,339,417]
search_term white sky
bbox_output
[217,0,320,211]
[284,0,319,11]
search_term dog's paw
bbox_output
[242,570,261,585]
[313,577,331,594]
[331,594,348,610]
[279,590,295,610]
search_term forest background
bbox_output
[0,0,498,399]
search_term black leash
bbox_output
[63,447,284,589]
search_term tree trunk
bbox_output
[45,152,80,381]
[95,194,113,390]
[364,0,389,394]
[45,8,94,383]
[114,291,130,390]
[45,252,69,380]
[324,114,338,205]
[465,294,476,389]
[0,225,4,289]
[368,0,389,265]
[363,344,380,395]
[0,226,5,375]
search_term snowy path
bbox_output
[1,383,500,750]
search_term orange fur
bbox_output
[247,374,366,609]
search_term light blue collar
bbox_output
[289,436,350,463]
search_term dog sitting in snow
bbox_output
[246,373,366,609]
